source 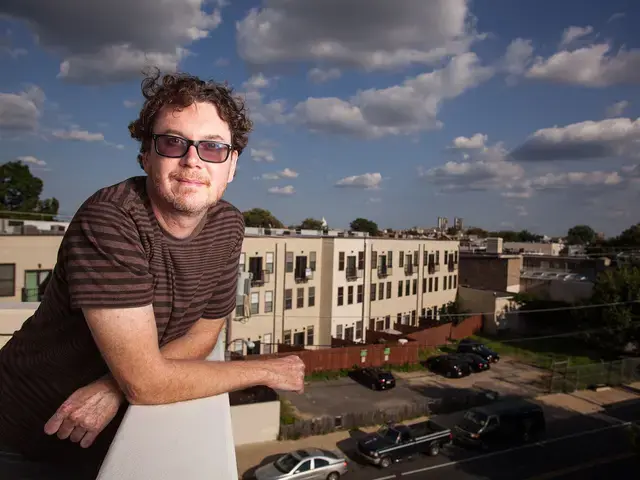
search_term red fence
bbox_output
[239,315,483,373]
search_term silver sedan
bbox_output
[254,448,349,480]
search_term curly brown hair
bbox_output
[128,69,253,169]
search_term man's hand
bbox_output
[264,356,306,394]
[44,376,125,448]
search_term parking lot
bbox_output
[282,357,549,418]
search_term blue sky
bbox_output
[1,0,639,236]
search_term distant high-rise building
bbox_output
[454,217,464,230]
[437,217,449,230]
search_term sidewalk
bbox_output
[235,385,640,478]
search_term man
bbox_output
[0,71,305,479]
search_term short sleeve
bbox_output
[63,202,154,309]
[203,228,244,320]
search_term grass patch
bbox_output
[471,334,604,369]
[280,399,297,425]
[305,368,352,382]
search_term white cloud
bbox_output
[0,30,27,58]
[526,43,640,87]
[308,68,341,84]
[240,75,288,125]
[214,57,229,67]
[268,185,295,195]
[502,38,534,78]
[16,155,46,166]
[0,85,45,131]
[1,0,224,84]
[559,26,593,49]
[123,100,137,108]
[511,117,640,161]
[452,133,487,149]
[242,73,270,90]
[368,197,382,203]
[335,172,382,189]
[606,100,629,118]
[515,205,528,217]
[250,148,276,162]
[237,0,478,71]
[52,129,105,142]
[255,168,299,180]
[293,53,493,137]
[529,170,623,190]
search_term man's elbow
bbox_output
[119,363,174,405]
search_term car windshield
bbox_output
[477,346,493,355]
[377,426,400,442]
[460,411,489,433]
[274,454,299,473]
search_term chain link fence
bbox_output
[548,357,640,393]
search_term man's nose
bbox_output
[180,145,201,167]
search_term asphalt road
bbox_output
[340,407,639,480]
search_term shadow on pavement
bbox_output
[240,453,285,480]
[335,428,370,467]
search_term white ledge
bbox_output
[97,335,238,480]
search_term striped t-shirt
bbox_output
[0,176,244,463]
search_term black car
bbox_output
[349,367,396,390]
[424,354,472,378]
[452,353,490,372]
[457,339,500,363]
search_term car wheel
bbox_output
[428,443,440,456]
[327,472,340,480]
[380,456,392,468]
[445,371,451,378]
[371,383,377,390]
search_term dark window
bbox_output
[358,251,365,270]
[405,279,410,296]
[285,252,293,272]
[399,252,405,268]
[308,287,315,307]
[309,251,317,270]
[386,281,391,299]
[387,251,393,267]
[337,287,344,306]
[371,251,378,269]
[295,256,308,279]
[370,284,377,301]
[347,285,354,304]
[249,257,263,282]
[412,279,417,295]
[378,282,384,300]
[422,278,427,293]
[296,287,304,308]
[0,264,15,297]
[284,289,292,309]
[357,284,363,303]
[397,281,403,297]
[306,326,314,346]
[338,252,345,270]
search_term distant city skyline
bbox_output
[1,0,638,236]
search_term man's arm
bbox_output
[83,304,303,405]
[159,317,225,361]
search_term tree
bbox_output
[566,225,596,245]
[350,217,379,236]
[466,227,488,238]
[297,218,324,230]
[0,161,59,220]
[243,208,284,228]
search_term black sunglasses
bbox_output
[152,133,233,163]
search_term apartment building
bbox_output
[232,233,460,353]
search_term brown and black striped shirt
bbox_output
[0,176,243,462]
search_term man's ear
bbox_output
[227,151,239,183]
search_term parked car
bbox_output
[255,448,348,480]
[348,366,396,390]
[424,354,472,378]
[454,399,546,450]
[452,353,491,373]
[457,339,500,363]
[357,420,452,468]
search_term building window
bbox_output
[435,277,439,291]
[454,276,458,288]
[378,282,384,300]
[0,264,16,297]
[387,251,393,267]
[295,256,308,280]
[444,251,448,264]
[283,330,292,344]
[336,325,343,339]
[397,281,403,297]
[412,279,417,295]
[397,313,402,325]
[355,321,363,340]
[376,319,384,330]
[357,284,363,303]
[370,284,377,301]
[347,285,354,304]
[265,252,274,273]
[250,292,259,315]
[284,289,292,310]
[249,256,264,285]
[411,310,416,325]
[338,252,345,270]
[308,286,315,307]
[399,252,405,268]
[297,287,304,308]
[371,251,378,269]
[386,281,392,299]
[413,250,419,266]
[306,326,314,346]
[285,252,294,273]
[293,331,304,346]
[405,279,410,296]
[337,287,344,306]
[263,333,272,354]
[429,277,433,292]
[309,251,317,270]
[264,290,273,313]
[385,315,391,329]
[436,251,440,264]
[239,253,246,272]
[422,278,427,293]
[358,251,365,270]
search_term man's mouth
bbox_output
[176,178,207,186]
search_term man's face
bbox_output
[142,102,238,216]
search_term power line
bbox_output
[240,300,640,320]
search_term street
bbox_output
[340,406,639,480]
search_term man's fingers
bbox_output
[80,431,98,449]
[56,418,76,440]
[69,427,88,444]
[43,411,66,435]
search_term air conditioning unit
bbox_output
[237,270,252,296]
